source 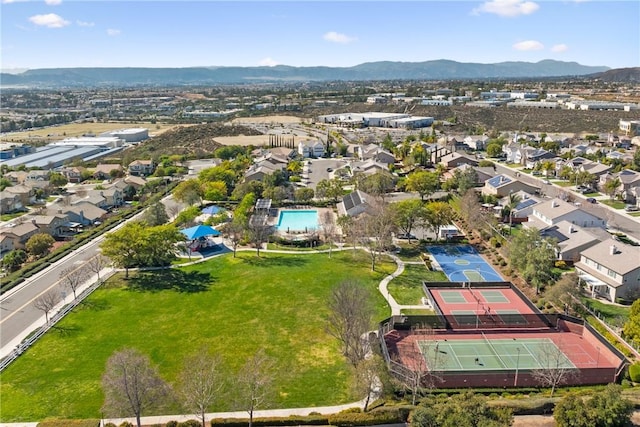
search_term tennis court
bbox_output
[426,245,503,282]
[417,337,576,372]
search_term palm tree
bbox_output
[502,192,522,231]
[603,177,621,201]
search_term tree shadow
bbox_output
[127,269,214,293]
[80,299,111,311]
[241,254,309,268]
[52,324,81,337]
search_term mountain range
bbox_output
[0,59,611,88]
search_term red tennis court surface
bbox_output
[379,282,628,389]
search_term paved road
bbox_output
[493,163,640,241]
[0,195,185,358]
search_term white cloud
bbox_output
[513,40,544,51]
[1,0,28,4]
[28,13,70,28]
[44,0,62,5]
[106,28,121,36]
[551,44,568,53]
[259,57,278,67]
[323,31,356,44]
[472,0,539,17]
[76,20,94,27]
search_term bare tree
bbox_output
[102,347,172,427]
[319,210,337,258]
[59,265,88,300]
[400,325,446,405]
[223,221,245,258]
[178,349,225,427]
[530,342,579,397]
[356,200,396,271]
[235,349,275,427]
[352,355,387,412]
[326,280,374,367]
[247,215,274,257]
[33,289,61,324]
[86,253,109,283]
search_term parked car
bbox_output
[625,204,639,212]
[396,233,417,240]
[586,198,597,204]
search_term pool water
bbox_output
[276,210,319,232]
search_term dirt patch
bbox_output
[232,115,306,125]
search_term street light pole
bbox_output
[514,347,521,387]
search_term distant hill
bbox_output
[588,67,640,83]
[0,60,609,88]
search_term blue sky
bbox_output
[1,0,639,71]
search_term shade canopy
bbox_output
[180,224,221,240]
[201,205,221,215]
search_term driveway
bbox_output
[304,158,349,189]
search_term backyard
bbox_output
[0,250,395,422]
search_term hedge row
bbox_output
[487,397,556,415]
[629,363,640,382]
[210,415,329,427]
[37,419,100,427]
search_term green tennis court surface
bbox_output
[440,291,468,303]
[417,338,576,371]
[479,289,510,303]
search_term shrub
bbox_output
[629,363,640,382]
[165,422,179,427]
[554,260,567,269]
[328,409,402,426]
[178,421,201,427]
[119,423,134,427]
[105,424,117,427]
[37,420,101,427]
[339,407,362,414]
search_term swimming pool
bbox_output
[276,210,319,232]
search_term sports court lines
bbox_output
[426,245,503,282]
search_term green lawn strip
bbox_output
[394,244,423,262]
[400,308,435,315]
[583,192,601,197]
[0,211,28,221]
[600,200,625,209]
[388,264,447,305]
[552,181,573,187]
[266,243,335,251]
[581,297,630,325]
[628,212,640,217]
[0,251,393,422]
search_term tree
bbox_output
[26,233,55,258]
[1,249,27,272]
[602,177,621,200]
[33,289,61,324]
[173,179,203,206]
[222,220,245,258]
[319,210,337,257]
[411,392,513,427]
[86,253,109,283]
[508,228,557,293]
[623,299,640,346]
[174,205,201,228]
[247,216,274,257]
[102,348,172,427]
[391,199,425,243]
[178,349,224,427]
[405,171,439,201]
[202,180,228,202]
[49,172,68,189]
[501,192,521,228]
[59,265,88,300]
[633,149,640,171]
[143,202,169,226]
[424,201,455,242]
[554,384,633,427]
[530,342,578,397]
[355,171,395,200]
[235,349,275,427]
[316,178,343,203]
[545,273,581,314]
[357,201,396,271]
[294,187,314,203]
[486,142,503,158]
[326,280,374,367]
[352,355,387,412]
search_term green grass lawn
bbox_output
[393,243,424,262]
[628,212,640,217]
[0,250,395,422]
[600,199,626,209]
[388,264,447,305]
[266,242,335,251]
[583,191,601,197]
[552,181,573,187]
[0,211,27,221]
[581,297,630,326]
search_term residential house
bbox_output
[123,175,148,189]
[498,191,542,221]
[0,191,22,214]
[128,159,155,176]
[31,214,69,237]
[3,185,36,207]
[25,170,51,183]
[439,152,479,169]
[575,239,640,301]
[93,164,123,180]
[463,135,489,151]
[269,146,297,160]
[599,169,640,203]
[356,144,396,165]
[244,161,286,183]
[525,198,607,230]
[350,159,390,177]
[48,202,107,226]
[297,140,325,158]
[522,148,556,169]
[337,190,372,218]
[580,162,612,178]
[502,143,522,164]
[481,174,539,197]
[539,220,604,262]
[0,234,15,253]
[3,171,27,184]
[86,188,123,209]
[60,166,86,183]
[0,222,40,250]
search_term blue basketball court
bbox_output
[426,245,504,282]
